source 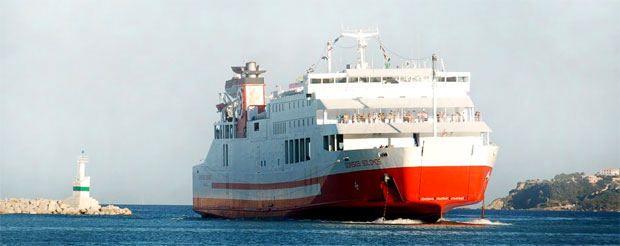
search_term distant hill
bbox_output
[488,173,620,212]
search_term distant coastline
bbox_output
[488,170,620,212]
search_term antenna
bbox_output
[432,54,438,137]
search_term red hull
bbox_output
[193,165,492,222]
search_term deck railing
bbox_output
[319,111,483,125]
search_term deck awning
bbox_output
[317,97,474,109]
[333,122,492,134]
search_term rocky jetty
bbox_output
[0,198,132,216]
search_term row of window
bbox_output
[323,134,344,152]
[273,117,316,135]
[271,98,313,113]
[215,124,236,139]
[289,117,315,128]
[273,122,287,135]
[437,76,469,82]
[310,76,469,84]
[285,138,311,164]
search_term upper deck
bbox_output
[297,69,470,100]
[213,28,490,141]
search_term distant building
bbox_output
[596,168,620,177]
[582,174,601,184]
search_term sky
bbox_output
[1,0,618,205]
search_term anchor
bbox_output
[380,173,405,220]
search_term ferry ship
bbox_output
[192,28,498,222]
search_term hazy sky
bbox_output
[1,0,618,205]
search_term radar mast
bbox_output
[341,27,379,69]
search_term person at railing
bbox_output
[332,110,482,124]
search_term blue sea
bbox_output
[1,205,618,245]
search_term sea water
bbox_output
[1,205,618,245]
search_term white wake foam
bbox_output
[343,217,424,225]
[461,218,511,225]
[371,217,424,224]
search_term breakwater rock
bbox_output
[0,198,132,215]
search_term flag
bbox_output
[378,38,391,65]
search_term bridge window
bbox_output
[446,77,457,82]
[323,78,334,84]
[336,77,346,83]
[371,77,381,82]
[311,78,321,84]
[360,77,369,83]
[438,77,445,82]
[458,76,469,82]
[349,77,358,83]
[384,77,397,83]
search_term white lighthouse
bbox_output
[65,150,100,210]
